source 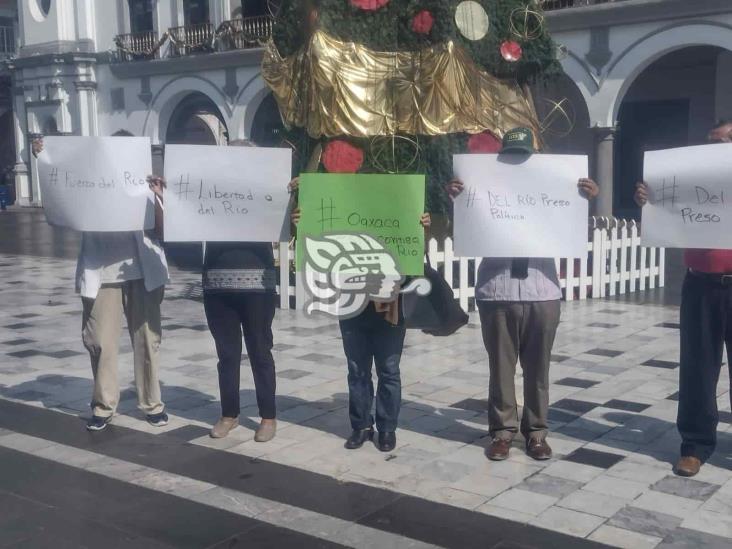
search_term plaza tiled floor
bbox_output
[1,212,731,547]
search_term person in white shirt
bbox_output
[33,137,170,432]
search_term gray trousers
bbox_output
[477,300,561,441]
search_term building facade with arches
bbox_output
[5,0,732,212]
[8,0,280,206]
[542,0,732,218]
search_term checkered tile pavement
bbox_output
[1,252,732,548]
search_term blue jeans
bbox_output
[339,304,406,433]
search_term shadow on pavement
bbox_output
[2,374,732,473]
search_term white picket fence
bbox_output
[273,217,665,311]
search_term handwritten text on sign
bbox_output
[163,145,292,242]
[642,144,732,249]
[297,174,426,275]
[37,136,154,232]
[453,154,589,258]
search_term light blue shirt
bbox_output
[475,258,561,302]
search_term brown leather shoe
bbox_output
[487,438,512,461]
[526,438,553,461]
[675,456,702,477]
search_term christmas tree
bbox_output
[262,0,561,215]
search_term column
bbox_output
[592,126,616,218]
[11,78,31,206]
[74,80,98,137]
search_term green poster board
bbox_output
[297,173,426,275]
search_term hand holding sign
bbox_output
[147,175,166,199]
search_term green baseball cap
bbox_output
[501,127,535,154]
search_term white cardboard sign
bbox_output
[453,154,589,258]
[642,143,732,249]
[163,145,292,242]
[37,136,154,232]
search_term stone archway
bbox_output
[602,22,732,127]
[248,92,284,147]
[614,46,727,218]
[166,92,228,145]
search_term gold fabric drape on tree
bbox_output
[262,30,542,140]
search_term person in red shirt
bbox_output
[635,119,732,477]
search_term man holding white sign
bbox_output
[449,128,598,461]
[33,136,169,432]
[636,119,732,477]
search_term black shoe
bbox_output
[377,431,396,452]
[345,427,374,449]
[146,411,169,427]
[86,415,112,432]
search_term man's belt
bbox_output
[689,269,732,286]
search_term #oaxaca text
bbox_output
[301,233,431,320]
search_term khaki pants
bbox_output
[477,300,561,441]
[82,280,165,418]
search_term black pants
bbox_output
[678,272,732,461]
[339,304,406,433]
[204,292,276,419]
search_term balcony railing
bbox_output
[543,0,631,9]
[112,15,275,62]
[0,25,16,57]
[114,30,165,61]
[219,16,274,50]
[169,22,215,57]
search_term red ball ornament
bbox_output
[322,140,364,173]
[500,41,523,62]
[468,131,502,154]
[411,10,434,35]
[350,0,389,11]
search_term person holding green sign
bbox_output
[290,176,430,452]
[446,128,599,462]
